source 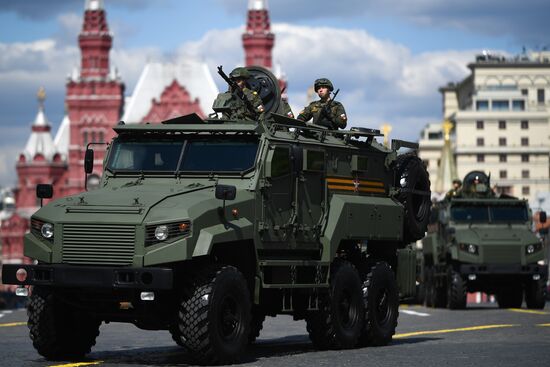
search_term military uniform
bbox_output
[217,67,265,121]
[222,87,264,121]
[297,78,347,129]
[297,100,347,129]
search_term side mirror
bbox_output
[84,148,94,174]
[540,211,547,224]
[215,185,236,201]
[36,184,53,199]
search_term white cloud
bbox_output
[398,51,471,96]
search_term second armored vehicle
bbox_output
[420,171,547,309]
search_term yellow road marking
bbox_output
[537,323,550,327]
[508,308,549,315]
[49,362,103,367]
[0,322,27,328]
[394,324,518,339]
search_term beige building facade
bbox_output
[419,123,448,196]
[437,51,550,205]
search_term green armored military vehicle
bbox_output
[2,67,431,364]
[421,171,547,310]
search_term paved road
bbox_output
[1,302,549,367]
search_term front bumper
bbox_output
[1,264,173,290]
[459,263,548,277]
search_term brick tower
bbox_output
[242,0,274,68]
[15,88,65,212]
[63,0,124,196]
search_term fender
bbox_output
[192,217,254,257]
[24,233,53,263]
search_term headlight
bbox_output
[146,220,192,246]
[526,243,543,255]
[41,223,54,239]
[459,243,478,255]
[154,225,169,241]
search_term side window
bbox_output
[304,149,325,172]
[270,146,291,178]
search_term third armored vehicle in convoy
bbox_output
[2,66,430,364]
[420,171,547,309]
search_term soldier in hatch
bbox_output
[445,179,462,200]
[225,67,265,121]
[297,78,347,129]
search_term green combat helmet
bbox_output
[229,67,251,80]
[314,78,334,91]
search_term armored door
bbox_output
[259,145,295,252]
[296,148,325,250]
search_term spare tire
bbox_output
[393,154,431,243]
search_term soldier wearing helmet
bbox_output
[445,178,462,199]
[297,78,347,129]
[227,67,265,120]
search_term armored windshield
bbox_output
[489,205,528,222]
[180,139,258,172]
[107,136,259,173]
[450,206,489,222]
[451,203,528,222]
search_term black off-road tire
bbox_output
[393,154,431,243]
[497,286,523,309]
[248,306,266,343]
[169,323,187,348]
[358,262,399,347]
[176,266,251,365]
[306,260,364,350]
[433,283,447,308]
[27,286,101,360]
[525,279,547,309]
[423,267,434,308]
[432,270,447,308]
[446,271,467,309]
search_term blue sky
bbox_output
[0,0,548,186]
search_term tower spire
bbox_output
[435,120,458,192]
[85,0,104,10]
[33,87,49,130]
[248,0,267,10]
[79,0,111,78]
[242,0,274,67]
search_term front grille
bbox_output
[62,223,136,266]
[482,245,521,264]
